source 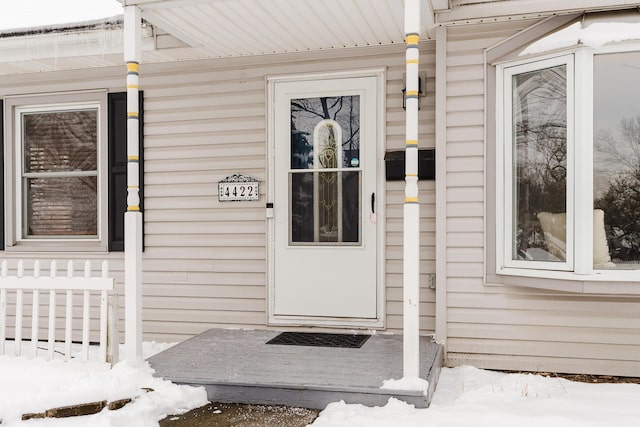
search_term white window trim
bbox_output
[4,91,108,253]
[495,44,640,283]
[498,54,575,272]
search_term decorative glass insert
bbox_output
[21,109,99,238]
[289,96,361,245]
[511,65,568,262]
[594,51,640,268]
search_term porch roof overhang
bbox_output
[1,0,639,78]
[120,0,443,57]
[0,0,450,77]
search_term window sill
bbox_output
[4,240,108,254]
[488,268,640,295]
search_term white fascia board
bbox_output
[123,0,220,9]
[437,0,640,24]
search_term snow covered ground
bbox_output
[312,366,640,427]
[0,342,207,427]
[1,344,639,426]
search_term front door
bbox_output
[270,74,381,323]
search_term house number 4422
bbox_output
[218,182,260,202]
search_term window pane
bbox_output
[512,65,567,262]
[21,108,99,239]
[291,96,360,169]
[23,110,98,173]
[594,52,640,268]
[26,177,97,237]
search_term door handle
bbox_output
[371,192,375,214]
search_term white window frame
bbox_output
[4,91,108,253]
[495,44,640,282]
[498,54,575,272]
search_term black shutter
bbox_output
[108,92,144,252]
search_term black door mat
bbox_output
[266,332,370,348]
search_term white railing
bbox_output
[0,260,119,364]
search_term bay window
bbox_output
[497,45,640,279]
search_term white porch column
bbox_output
[403,0,421,379]
[124,5,143,361]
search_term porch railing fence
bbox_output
[0,260,119,364]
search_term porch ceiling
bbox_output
[0,1,447,77]
[123,0,439,57]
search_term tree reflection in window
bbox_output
[512,65,567,261]
[290,96,360,245]
[594,51,640,266]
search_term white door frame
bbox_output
[266,68,387,328]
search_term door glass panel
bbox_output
[290,96,360,169]
[289,95,361,245]
[341,171,360,243]
[290,172,314,243]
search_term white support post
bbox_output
[403,0,421,379]
[124,5,143,362]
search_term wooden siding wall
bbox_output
[0,43,437,342]
[444,21,640,376]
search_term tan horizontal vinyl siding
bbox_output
[141,60,268,340]
[444,21,640,376]
[0,43,438,342]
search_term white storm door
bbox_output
[272,75,379,321]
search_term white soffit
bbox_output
[135,0,409,57]
[0,0,441,75]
